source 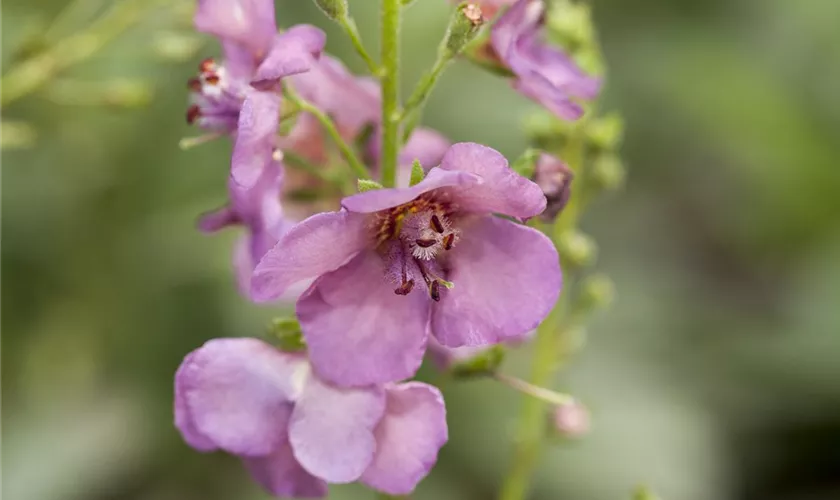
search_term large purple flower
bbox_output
[175,338,447,497]
[252,143,562,387]
[491,0,601,119]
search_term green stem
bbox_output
[379,0,402,187]
[337,16,380,75]
[401,55,450,142]
[283,83,369,180]
[1,0,167,107]
[498,128,587,500]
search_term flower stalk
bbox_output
[379,0,402,187]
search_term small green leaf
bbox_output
[358,179,384,192]
[409,159,425,186]
[267,318,307,352]
[450,345,506,378]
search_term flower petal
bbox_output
[341,168,479,214]
[197,206,238,233]
[360,383,448,495]
[289,375,386,483]
[513,75,584,121]
[194,0,276,58]
[243,440,328,498]
[230,89,281,188]
[252,26,326,91]
[251,211,369,302]
[177,338,308,456]
[438,142,547,218]
[174,351,217,452]
[432,216,561,346]
[296,250,431,387]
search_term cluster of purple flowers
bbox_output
[175,0,599,497]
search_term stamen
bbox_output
[430,214,445,234]
[188,78,202,92]
[430,280,441,302]
[415,238,437,248]
[199,58,216,73]
[394,279,415,296]
[186,105,201,124]
[204,74,220,85]
[443,233,455,250]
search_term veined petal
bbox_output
[341,168,480,214]
[289,376,386,483]
[438,142,547,218]
[230,89,281,188]
[296,250,431,387]
[176,338,308,456]
[360,383,448,495]
[251,211,370,302]
[252,26,326,91]
[432,216,561,346]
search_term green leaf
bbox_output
[267,318,306,352]
[450,345,506,378]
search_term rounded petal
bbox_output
[177,338,308,456]
[174,351,217,452]
[197,206,237,233]
[296,250,431,387]
[251,211,370,302]
[341,168,480,214]
[194,0,276,57]
[230,90,281,188]
[289,376,386,483]
[400,127,452,169]
[432,216,561,346]
[243,440,328,498]
[360,383,448,495]
[514,75,584,121]
[252,26,326,91]
[438,142,547,218]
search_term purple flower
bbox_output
[198,163,295,298]
[491,0,600,120]
[533,153,573,220]
[175,338,447,497]
[251,143,562,387]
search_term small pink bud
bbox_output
[552,400,590,437]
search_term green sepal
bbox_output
[450,345,506,378]
[312,0,348,20]
[357,179,384,192]
[267,318,307,352]
[511,148,542,179]
[409,159,425,186]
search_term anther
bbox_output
[394,279,415,296]
[199,58,216,73]
[442,233,455,250]
[186,105,201,124]
[188,77,202,92]
[415,238,437,248]
[430,215,445,234]
[204,74,220,85]
[430,280,441,302]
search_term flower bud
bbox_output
[547,0,594,52]
[444,3,485,57]
[557,230,597,268]
[586,112,624,152]
[550,399,590,438]
[590,153,626,192]
[312,0,348,21]
[533,153,573,221]
[267,318,306,352]
[575,273,615,315]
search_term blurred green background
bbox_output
[3,0,840,499]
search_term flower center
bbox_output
[186,58,245,132]
[377,197,460,301]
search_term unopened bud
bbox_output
[550,399,590,438]
[357,179,384,192]
[575,274,615,314]
[557,230,597,268]
[547,0,594,51]
[267,318,306,352]
[533,153,573,220]
[312,0,348,21]
[586,112,624,151]
[590,153,626,192]
[444,3,485,56]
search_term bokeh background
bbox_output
[3,0,840,499]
